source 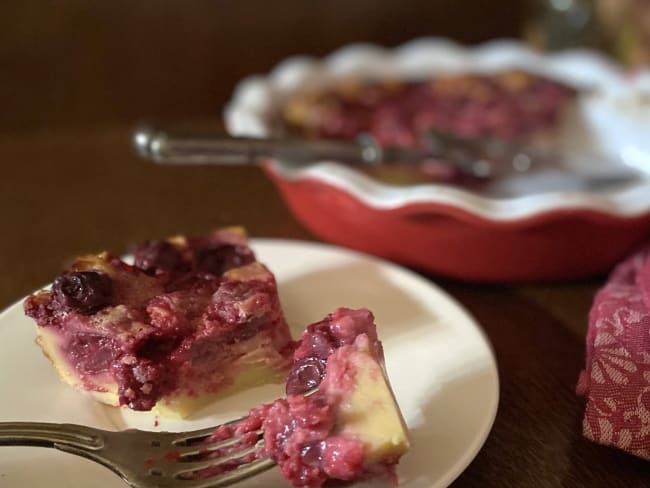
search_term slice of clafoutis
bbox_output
[204,308,410,488]
[23,227,293,418]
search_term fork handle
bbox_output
[0,422,103,450]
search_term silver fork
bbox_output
[0,417,276,487]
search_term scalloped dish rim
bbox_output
[224,38,650,222]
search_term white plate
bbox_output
[0,239,499,487]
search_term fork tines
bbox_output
[149,417,274,485]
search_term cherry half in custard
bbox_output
[52,271,113,315]
[134,240,183,275]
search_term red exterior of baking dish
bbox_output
[266,166,650,282]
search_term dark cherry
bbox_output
[302,330,336,360]
[300,441,324,465]
[286,357,326,395]
[194,244,253,276]
[134,240,182,275]
[52,271,113,315]
[135,336,181,361]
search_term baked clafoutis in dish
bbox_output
[282,70,576,185]
[283,70,576,144]
[202,308,410,487]
[24,228,294,417]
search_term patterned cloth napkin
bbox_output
[577,246,650,460]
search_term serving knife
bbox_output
[133,126,644,192]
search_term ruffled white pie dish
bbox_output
[225,39,650,281]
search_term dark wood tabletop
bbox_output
[2,2,649,487]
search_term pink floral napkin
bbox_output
[577,246,650,460]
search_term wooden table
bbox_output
[2,125,649,487]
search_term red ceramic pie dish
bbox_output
[264,170,650,282]
[225,39,650,282]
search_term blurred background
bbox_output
[3,0,647,133]
[1,0,526,132]
[1,0,649,303]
